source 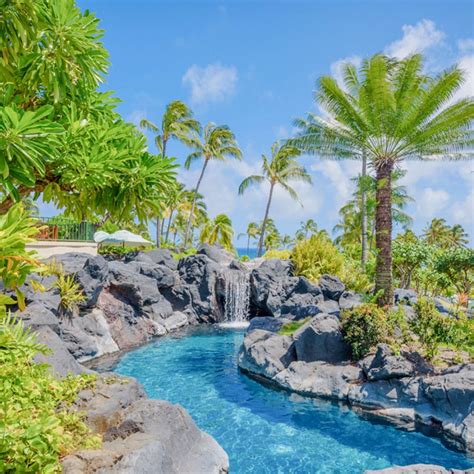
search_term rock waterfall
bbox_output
[223,271,250,323]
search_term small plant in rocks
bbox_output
[341,303,389,360]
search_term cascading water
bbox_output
[222,271,250,326]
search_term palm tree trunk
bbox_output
[361,151,368,268]
[247,235,250,255]
[374,161,394,306]
[156,217,161,248]
[184,159,208,248]
[165,209,174,244]
[257,182,275,257]
[154,138,167,249]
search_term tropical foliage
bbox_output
[184,123,241,246]
[140,101,200,246]
[199,213,234,250]
[0,0,177,225]
[291,53,474,305]
[239,141,311,256]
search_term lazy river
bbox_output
[113,326,473,473]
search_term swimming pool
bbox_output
[113,326,473,473]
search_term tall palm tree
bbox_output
[183,123,242,247]
[200,213,234,250]
[423,218,451,246]
[449,224,469,247]
[296,218,319,240]
[291,54,474,305]
[334,169,414,256]
[239,142,312,257]
[281,234,294,249]
[140,101,200,247]
[238,221,260,255]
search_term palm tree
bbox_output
[281,234,294,249]
[184,123,242,247]
[200,214,234,250]
[140,101,200,247]
[423,218,451,246]
[296,219,319,240]
[291,54,474,305]
[334,169,414,257]
[239,141,312,257]
[449,224,469,247]
[238,222,260,255]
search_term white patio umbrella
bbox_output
[93,230,153,247]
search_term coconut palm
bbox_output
[291,54,474,305]
[423,218,451,246]
[449,224,469,247]
[183,123,242,247]
[238,222,260,255]
[239,142,312,257]
[140,101,200,247]
[296,219,319,240]
[281,234,294,249]
[200,214,234,250]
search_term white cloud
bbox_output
[452,54,474,103]
[450,189,474,229]
[458,38,474,53]
[416,187,450,217]
[182,63,238,105]
[385,19,445,59]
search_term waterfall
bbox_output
[223,271,250,323]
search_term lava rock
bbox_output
[339,291,363,311]
[19,302,60,333]
[238,329,296,378]
[293,314,351,363]
[247,316,288,333]
[394,288,418,306]
[197,243,235,266]
[76,255,109,308]
[319,274,345,301]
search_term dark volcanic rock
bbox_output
[339,290,363,311]
[197,243,235,265]
[250,259,298,316]
[319,274,345,301]
[394,288,418,306]
[248,316,288,333]
[238,329,296,378]
[293,314,351,363]
[76,255,109,308]
[20,302,60,333]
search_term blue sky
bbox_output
[67,0,474,244]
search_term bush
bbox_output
[240,255,250,262]
[291,235,371,293]
[341,304,388,360]
[55,273,86,318]
[263,249,291,260]
[411,298,461,360]
[0,315,101,472]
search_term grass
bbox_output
[278,317,311,336]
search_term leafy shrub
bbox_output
[291,235,371,293]
[278,318,311,336]
[411,298,461,359]
[341,304,389,360]
[0,204,42,313]
[55,273,86,318]
[171,247,197,261]
[264,249,291,260]
[0,315,101,472]
[240,255,250,262]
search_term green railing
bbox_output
[35,217,96,242]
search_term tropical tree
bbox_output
[334,169,414,258]
[423,218,469,248]
[296,219,319,240]
[0,0,178,226]
[239,142,312,257]
[238,222,260,255]
[291,54,474,305]
[281,234,294,249]
[140,101,200,247]
[200,214,234,250]
[183,123,242,246]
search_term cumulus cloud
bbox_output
[416,187,450,218]
[458,38,474,53]
[384,19,445,59]
[452,54,474,103]
[182,63,238,105]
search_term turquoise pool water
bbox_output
[113,326,473,473]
